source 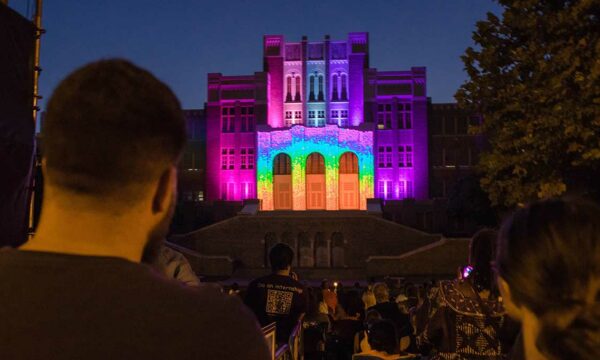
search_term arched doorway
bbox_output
[306,153,326,209]
[273,153,292,209]
[339,152,359,209]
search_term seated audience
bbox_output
[362,288,377,309]
[244,243,307,344]
[496,198,600,360]
[355,308,383,353]
[329,290,366,358]
[369,282,412,348]
[353,319,415,359]
[322,279,339,314]
[0,60,269,359]
[303,287,330,360]
[415,229,518,359]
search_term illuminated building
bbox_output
[205,33,428,210]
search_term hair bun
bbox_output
[538,303,600,360]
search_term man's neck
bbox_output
[21,202,148,263]
[275,269,290,276]
[522,309,547,360]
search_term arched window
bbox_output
[332,74,339,101]
[286,76,292,102]
[273,153,292,175]
[281,231,297,267]
[309,75,315,102]
[341,74,348,101]
[298,232,313,267]
[314,232,329,267]
[331,232,345,267]
[294,76,301,102]
[318,75,324,102]
[306,153,325,174]
[339,152,358,174]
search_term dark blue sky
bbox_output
[11,0,500,111]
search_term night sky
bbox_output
[10,0,501,114]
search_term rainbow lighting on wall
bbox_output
[204,32,429,209]
[257,125,374,210]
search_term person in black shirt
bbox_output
[369,282,412,350]
[245,243,308,344]
[0,60,269,359]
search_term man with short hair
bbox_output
[0,60,269,359]
[244,243,307,344]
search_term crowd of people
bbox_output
[0,60,598,360]
[239,199,600,360]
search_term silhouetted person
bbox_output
[353,319,407,359]
[0,60,269,359]
[244,243,307,344]
[497,198,600,360]
[415,229,518,359]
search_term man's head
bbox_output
[269,243,294,273]
[41,59,185,257]
[367,319,398,355]
[373,282,390,304]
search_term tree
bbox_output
[456,0,600,207]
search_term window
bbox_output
[241,148,255,170]
[332,74,339,101]
[398,181,405,198]
[338,110,348,127]
[318,75,324,101]
[240,106,254,132]
[221,148,235,170]
[285,111,293,119]
[398,146,405,167]
[378,180,391,199]
[242,182,254,199]
[309,76,315,102]
[317,110,325,127]
[377,104,392,129]
[307,111,316,126]
[398,180,414,199]
[341,74,347,101]
[331,110,339,118]
[294,76,301,102]
[286,76,292,102]
[398,145,413,168]
[221,107,235,132]
[378,146,392,168]
[398,103,412,129]
[221,182,235,200]
[294,111,302,119]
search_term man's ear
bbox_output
[152,167,176,214]
[498,276,523,321]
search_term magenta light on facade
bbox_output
[204,33,429,208]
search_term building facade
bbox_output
[205,33,429,210]
[428,103,483,198]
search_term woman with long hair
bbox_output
[496,198,600,360]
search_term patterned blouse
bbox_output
[415,280,518,360]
